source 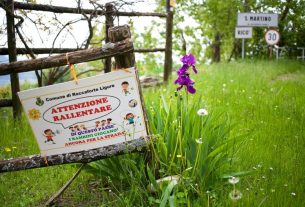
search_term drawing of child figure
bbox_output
[125,113,135,125]
[69,126,75,132]
[101,120,106,127]
[74,125,81,131]
[43,129,56,144]
[95,121,100,128]
[121,81,131,96]
[80,124,87,131]
[107,118,112,125]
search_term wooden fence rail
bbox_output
[0,137,152,173]
[0,48,166,55]
[0,99,13,107]
[0,38,133,75]
[4,0,167,17]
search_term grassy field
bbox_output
[0,60,304,206]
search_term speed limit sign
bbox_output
[265,29,280,45]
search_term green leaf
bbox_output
[160,181,177,207]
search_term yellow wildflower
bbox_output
[5,147,11,152]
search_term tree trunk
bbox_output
[212,32,221,63]
[163,0,173,82]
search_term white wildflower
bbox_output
[197,108,208,116]
[228,176,240,185]
[195,138,203,144]
[229,189,242,201]
[291,192,296,196]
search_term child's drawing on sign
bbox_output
[43,129,56,144]
[107,118,112,125]
[124,113,141,126]
[74,125,81,131]
[121,81,131,96]
[69,126,75,132]
[121,112,141,139]
[80,124,87,130]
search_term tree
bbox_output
[155,0,305,62]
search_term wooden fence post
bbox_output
[108,25,135,68]
[109,24,149,150]
[163,0,173,82]
[105,3,115,73]
[5,0,22,118]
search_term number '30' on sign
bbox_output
[265,29,280,45]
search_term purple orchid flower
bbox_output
[174,54,198,94]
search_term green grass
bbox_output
[201,60,305,206]
[0,59,304,206]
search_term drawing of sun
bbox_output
[28,108,41,120]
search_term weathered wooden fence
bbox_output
[0,0,174,118]
[0,23,153,206]
[0,24,153,173]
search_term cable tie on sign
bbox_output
[66,53,78,84]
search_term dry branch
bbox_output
[0,137,152,173]
[45,164,86,206]
[6,1,167,17]
[0,39,134,75]
[134,48,166,53]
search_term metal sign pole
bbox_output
[242,38,245,60]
